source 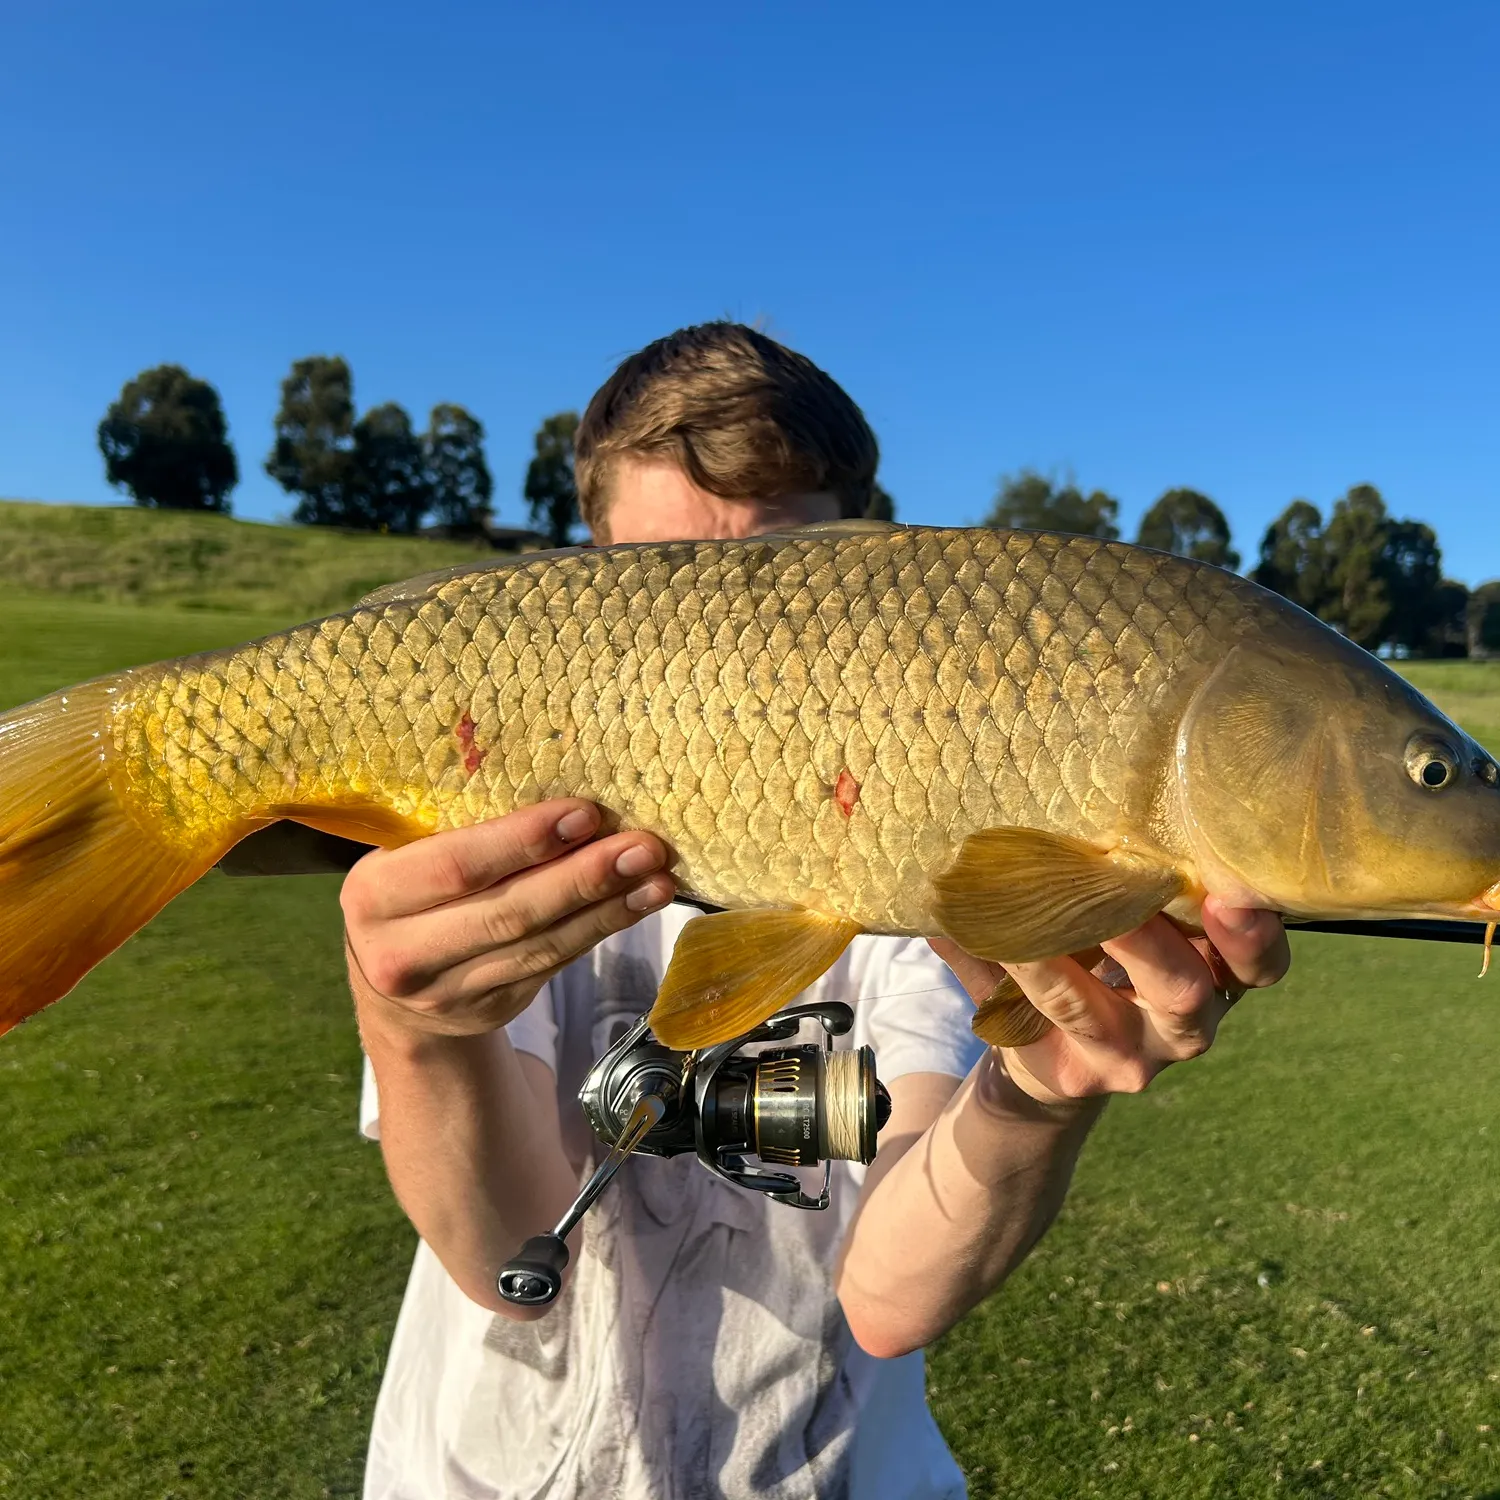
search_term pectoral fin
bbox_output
[647,910,861,1049]
[933,828,1182,964]
[972,976,1055,1048]
[969,944,1108,1048]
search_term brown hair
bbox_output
[575,322,879,538]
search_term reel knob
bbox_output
[497,1233,571,1306]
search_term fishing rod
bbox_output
[1291,919,1493,945]
[217,826,1499,947]
[678,897,1497,949]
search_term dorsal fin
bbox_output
[769,518,905,538]
[358,563,499,609]
[357,547,586,609]
[357,526,898,610]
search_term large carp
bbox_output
[3,520,1498,1049]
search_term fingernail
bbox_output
[626,878,671,912]
[556,807,596,843]
[615,844,661,878]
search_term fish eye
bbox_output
[1405,734,1460,791]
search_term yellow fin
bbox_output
[932,828,1182,964]
[969,944,1107,1047]
[647,910,861,1049]
[274,803,429,849]
[972,975,1055,1048]
[356,547,584,609]
[358,564,492,609]
[0,682,241,1034]
[775,518,904,536]
[216,797,427,876]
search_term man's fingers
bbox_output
[391,833,672,979]
[976,902,1291,1105]
[998,955,1157,1096]
[1200,898,1291,990]
[927,937,1006,1004]
[1102,916,1224,1060]
[344,801,603,920]
[1001,956,1120,1048]
[433,882,677,1012]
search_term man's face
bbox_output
[598,458,841,545]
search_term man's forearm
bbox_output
[837,1053,1105,1359]
[355,976,578,1317]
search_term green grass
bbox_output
[1401,661,1500,753]
[0,601,415,1497]
[5,601,1500,1496]
[0,498,500,618]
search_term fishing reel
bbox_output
[497,1000,891,1307]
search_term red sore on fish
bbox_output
[835,770,859,817]
[456,712,488,776]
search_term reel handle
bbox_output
[497,1234,570,1306]
[496,1091,665,1307]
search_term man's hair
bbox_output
[575,322,879,538]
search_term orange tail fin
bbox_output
[0,682,235,1035]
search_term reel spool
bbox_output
[498,1000,890,1307]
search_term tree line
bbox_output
[96,361,1492,658]
[985,471,1484,658]
[97,359,582,545]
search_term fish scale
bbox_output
[105,526,1250,935]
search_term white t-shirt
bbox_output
[359,903,985,1500]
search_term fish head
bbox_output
[1177,630,1500,922]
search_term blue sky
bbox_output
[2,2,1496,578]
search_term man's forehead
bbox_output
[599,458,839,543]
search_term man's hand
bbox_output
[931,896,1290,1106]
[341,799,676,1036]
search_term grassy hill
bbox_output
[0,499,502,619]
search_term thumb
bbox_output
[928,937,1006,1005]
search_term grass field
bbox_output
[5,600,1500,1497]
[0,499,498,618]
[0,601,413,1499]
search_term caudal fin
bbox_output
[0,682,233,1034]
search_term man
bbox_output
[346,324,1289,1498]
